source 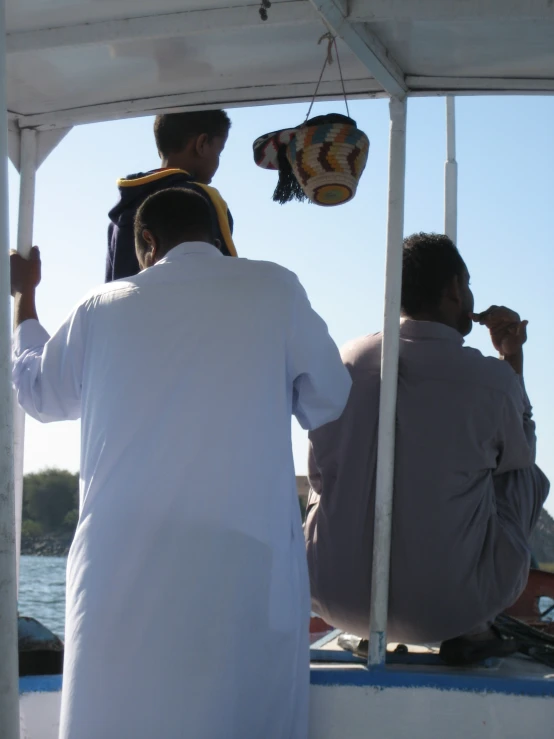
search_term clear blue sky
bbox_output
[11,95,554,515]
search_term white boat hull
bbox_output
[19,653,554,739]
[311,683,554,738]
[20,690,61,739]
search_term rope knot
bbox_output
[318,32,335,66]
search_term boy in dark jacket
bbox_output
[106,110,236,282]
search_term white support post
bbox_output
[0,0,21,735]
[14,128,37,588]
[368,96,407,668]
[444,96,457,243]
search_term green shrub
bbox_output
[21,520,43,539]
[24,468,79,533]
[62,509,79,533]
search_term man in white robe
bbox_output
[11,187,351,739]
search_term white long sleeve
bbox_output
[287,279,351,431]
[12,308,86,423]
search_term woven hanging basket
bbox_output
[253,114,370,207]
[287,120,369,206]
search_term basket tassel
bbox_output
[272,145,307,204]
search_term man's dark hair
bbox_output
[154,110,231,157]
[401,232,467,316]
[134,188,214,259]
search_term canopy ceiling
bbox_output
[6,0,554,130]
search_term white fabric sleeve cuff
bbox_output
[13,319,51,356]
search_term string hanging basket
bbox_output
[253,113,370,207]
[252,34,370,207]
[288,116,369,206]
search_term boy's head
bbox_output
[154,110,231,184]
[134,187,216,269]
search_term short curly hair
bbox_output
[134,188,213,259]
[401,233,466,316]
[154,110,231,158]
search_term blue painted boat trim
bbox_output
[310,665,554,697]
[20,674,63,695]
[19,665,554,699]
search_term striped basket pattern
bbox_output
[287,121,369,206]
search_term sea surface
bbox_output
[19,555,67,638]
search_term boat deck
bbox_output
[309,631,554,696]
[19,631,554,697]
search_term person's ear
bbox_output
[139,229,157,270]
[195,133,209,157]
[213,238,222,253]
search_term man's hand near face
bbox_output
[472,305,528,376]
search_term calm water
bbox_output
[19,555,67,638]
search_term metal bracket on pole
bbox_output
[368,96,407,668]
[8,125,71,173]
[444,95,458,243]
[36,127,71,168]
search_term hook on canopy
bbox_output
[259,0,272,21]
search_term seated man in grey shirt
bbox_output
[305,232,549,665]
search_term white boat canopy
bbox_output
[5,0,554,134]
[2,2,554,738]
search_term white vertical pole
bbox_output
[444,96,457,243]
[14,128,37,588]
[15,131,36,259]
[368,97,407,668]
[0,0,21,734]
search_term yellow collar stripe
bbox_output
[116,170,237,257]
[116,169,191,188]
[194,183,237,258]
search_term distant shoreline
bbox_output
[21,534,72,558]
